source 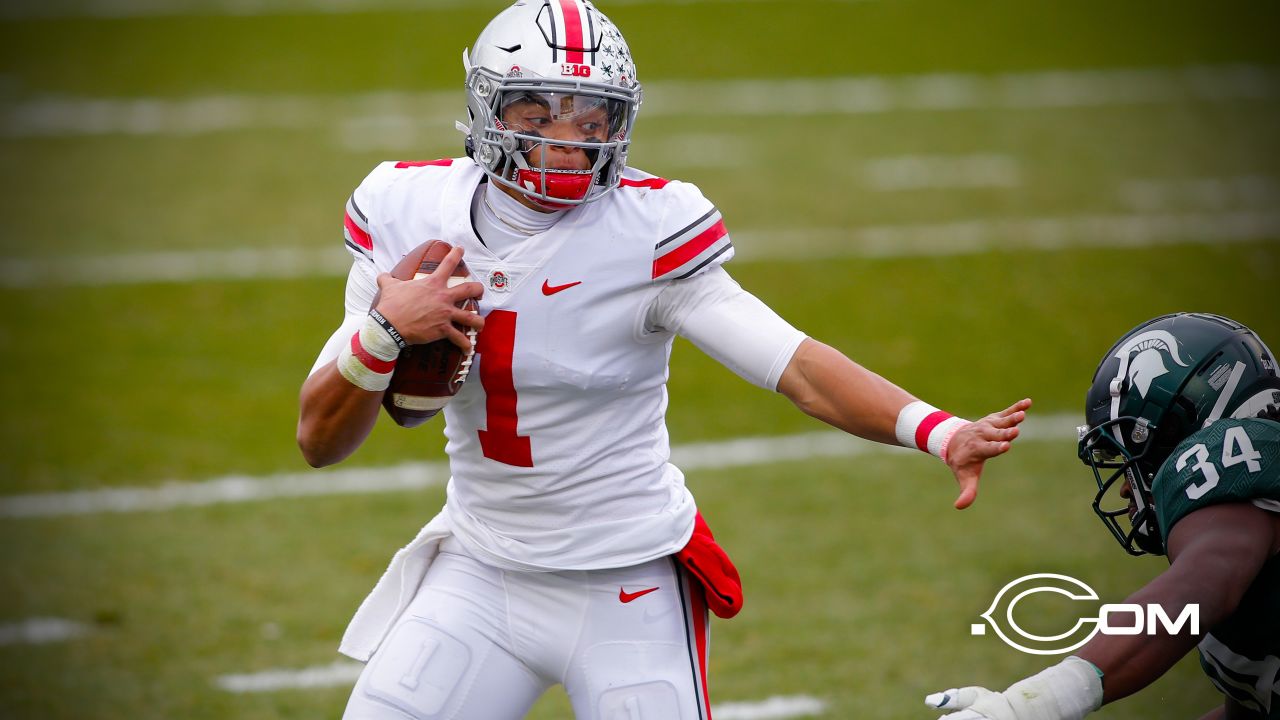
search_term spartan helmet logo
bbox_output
[1109,329,1190,424]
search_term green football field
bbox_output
[1,0,1278,718]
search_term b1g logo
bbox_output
[561,63,592,77]
[970,573,1199,655]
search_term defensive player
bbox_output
[298,2,1031,718]
[928,312,1280,720]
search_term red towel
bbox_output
[675,511,744,619]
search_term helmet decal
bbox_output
[1108,329,1189,429]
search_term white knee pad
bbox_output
[362,619,471,719]
[598,681,683,720]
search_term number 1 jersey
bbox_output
[344,158,737,572]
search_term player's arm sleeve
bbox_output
[307,259,380,377]
[648,266,806,391]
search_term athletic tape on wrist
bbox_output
[336,314,403,392]
[895,400,971,461]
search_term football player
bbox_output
[928,313,1280,720]
[297,2,1031,718]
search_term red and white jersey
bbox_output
[339,157,785,572]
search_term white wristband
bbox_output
[895,400,970,461]
[336,314,402,392]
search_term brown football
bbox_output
[375,240,479,428]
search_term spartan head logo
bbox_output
[1109,329,1190,423]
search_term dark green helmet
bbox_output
[1077,313,1280,556]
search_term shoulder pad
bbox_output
[651,180,734,282]
[343,160,458,262]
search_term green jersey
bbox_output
[1152,417,1280,717]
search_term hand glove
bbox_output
[925,656,1103,720]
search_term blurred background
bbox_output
[0,0,1276,717]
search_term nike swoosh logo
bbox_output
[619,586,660,603]
[542,279,583,296]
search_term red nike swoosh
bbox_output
[619,586,660,603]
[542,279,583,296]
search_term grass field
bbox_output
[1,0,1278,718]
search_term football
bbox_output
[377,240,479,428]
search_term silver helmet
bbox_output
[461,0,642,209]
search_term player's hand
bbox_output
[373,246,485,350]
[945,398,1032,509]
[926,658,1102,720]
[925,686,1016,719]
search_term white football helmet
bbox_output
[461,0,642,209]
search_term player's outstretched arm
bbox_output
[775,338,1030,508]
[925,502,1279,719]
[297,247,483,467]
[1077,502,1278,704]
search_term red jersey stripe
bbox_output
[560,0,584,63]
[619,177,670,190]
[344,211,373,251]
[351,333,396,374]
[915,410,953,452]
[652,219,727,279]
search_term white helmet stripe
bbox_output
[1204,361,1246,427]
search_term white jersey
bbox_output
[334,157,802,572]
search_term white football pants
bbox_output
[342,537,713,720]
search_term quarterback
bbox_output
[298,1,1030,718]
[929,313,1280,720]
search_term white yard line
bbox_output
[0,414,1078,519]
[862,154,1021,191]
[3,65,1274,139]
[2,209,1275,288]
[0,618,91,646]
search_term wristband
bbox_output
[895,400,971,462]
[336,313,403,392]
[367,308,407,350]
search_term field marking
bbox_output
[2,209,1275,288]
[1117,174,1280,213]
[862,154,1021,191]
[2,0,875,20]
[3,65,1274,139]
[0,414,1078,519]
[0,618,91,646]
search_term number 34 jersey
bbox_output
[1152,417,1280,717]
[344,158,738,573]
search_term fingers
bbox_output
[432,245,464,279]
[443,325,474,352]
[990,398,1032,424]
[1001,397,1032,415]
[451,307,485,332]
[448,281,486,302]
[375,272,396,290]
[926,686,988,711]
[954,477,978,510]
[926,688,966,710]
